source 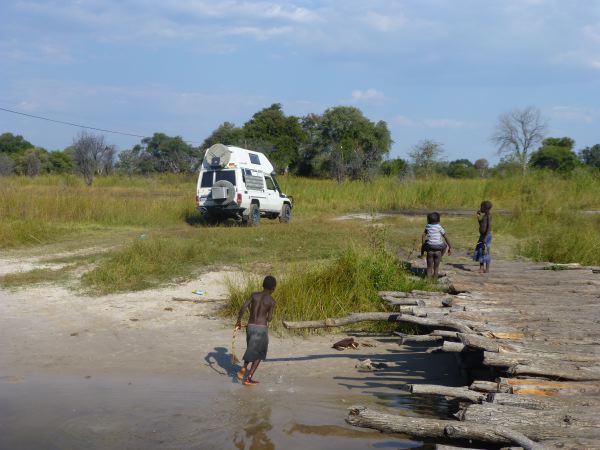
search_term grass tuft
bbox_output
[222,247,433,332]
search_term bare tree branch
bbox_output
[491,106,547,175]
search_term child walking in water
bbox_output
[235,276,276,386]
[420,212,452,279]
[474,201,493,273]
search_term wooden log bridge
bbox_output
[293,260,600,447]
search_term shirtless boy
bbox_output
[235,276,276,386]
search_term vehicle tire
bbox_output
[244,203,260,227]
[279,203,292,223]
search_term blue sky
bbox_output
[1,0,599,163]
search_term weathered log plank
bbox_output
[402,384,485,403]
[442,341,466,353]
[458,403,600,440]
[508,363,600,381]
[394,332,443,344]
[346,406,545,447]
[497,377,600,395]
[487,392,600,410]
[484,351,600,369]
[470,380,499,393]
[459,333,502,352]
[283,312,475,333]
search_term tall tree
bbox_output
[0,154,15,176]
[491,106,547,175]
[319,106,391,181]
[72,132,115,186]
[529,137,579,172]
[0,132,33,154]
[409,139,444,177]
[242,103,306,172]
[579,144,600,169]
[447,159,477,178]
[474,158,490,177]
[201,122,245,150]
[141,133,199,173]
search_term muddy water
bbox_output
[0,369,453,449]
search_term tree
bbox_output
[0,132,33,154]
[474,158,490,177]
[72,132,115,186]
[0,154,15,176]
[47,151,73,174]
[579,144,600,169]
[380,158,408,177]
[201,122,245,150]
[409,139,444,177]
[141,133,199,173]
[491,106,547,175]
[242,104,306,172]
[319,106,392,181]
[25,151,41,176]
[447,159,477,178]
[529,137,579,172]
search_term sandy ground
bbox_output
[0,250,464,450]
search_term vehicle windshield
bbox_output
[200,170,236,188]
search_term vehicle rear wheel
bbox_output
[244,203,260,227]
[279,204,291,223]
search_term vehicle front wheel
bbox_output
[279,204,292,223]
[244,203,260,227]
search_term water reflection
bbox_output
[233,400,274,450]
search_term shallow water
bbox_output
[0,372,448,450]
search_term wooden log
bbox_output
[283,312,475,333]
[380,295,426,307]
[346,405,512,444]
[458,403,600,440]
[402,384,485,403]
[442,341,466,353]
[431,330,460,339]
[497,377,600,396]
[398,306,466,316]
[493,426,547,450]
[470,380,499,393]
[394,332,443,344]
[484,350,600,368]
[508,363,600,381]
[459,333,502,352]
[487,392,600,410]
[283,312,393,329]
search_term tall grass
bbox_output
[2,171,600,290]
[222,247,431,332]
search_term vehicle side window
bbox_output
[201,171,213,187]
[215,170,236,186]
[265,176,276,191]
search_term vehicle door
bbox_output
[262,175,281,213]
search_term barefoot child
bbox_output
[235,276,276,386]
[474,201,493,273]
[420,212,452,279]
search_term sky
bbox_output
[1,0,599,163]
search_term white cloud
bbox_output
[393,115,469,129]
[351,88,384,102]
[547,106,597,124]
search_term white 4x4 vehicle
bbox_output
[196,144,293,225]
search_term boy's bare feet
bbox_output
[236,368,246,380]
[243,378,259,386]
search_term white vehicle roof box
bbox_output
[202,144,274,174]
